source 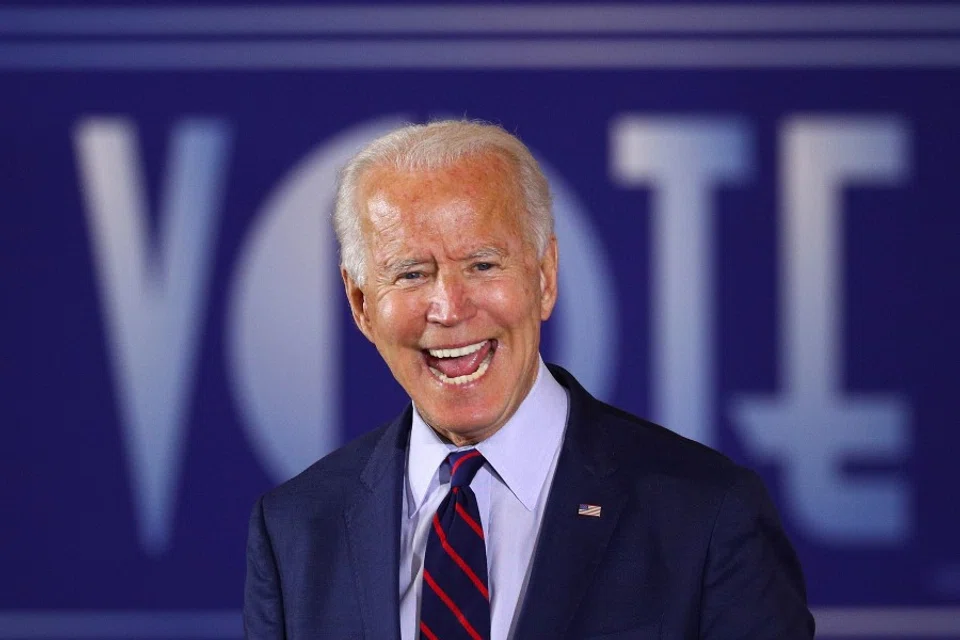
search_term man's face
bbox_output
[342,152,558,446]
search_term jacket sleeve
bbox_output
[700,469,815,639]
[244,495,286,639]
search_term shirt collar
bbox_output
[406,357,569,516]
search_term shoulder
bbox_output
[551,365,757,524]
[258,420,396,517]
[596,399,747,491]
[585,398,777,547]
[550,364,747,496]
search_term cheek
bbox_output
[482,278,542,328]
[373,293,426,345]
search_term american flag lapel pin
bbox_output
[578,503,602,518]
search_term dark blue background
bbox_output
[2,2,958,637]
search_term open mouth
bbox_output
[423,339,496,386]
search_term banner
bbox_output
[2,3,958,637]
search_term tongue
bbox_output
[426,341,493,379]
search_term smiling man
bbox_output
[343,148,555,447]
[244,120,814,640]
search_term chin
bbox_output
[421,399,509,440]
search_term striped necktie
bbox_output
[419,449,490,640]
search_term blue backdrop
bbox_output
[2,2,959,638]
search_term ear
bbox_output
[341,267,375,343]
[538,235,559,321]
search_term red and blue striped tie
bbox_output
[419,449,490,640]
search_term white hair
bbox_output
[333,119,554,285]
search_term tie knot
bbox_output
[446,449,485,488]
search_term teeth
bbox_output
[429,350,493,386]
[427,340,487,359]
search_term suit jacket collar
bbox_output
[344,406,411,640]
[510,364,628,639]
[547,364,620,477]
[344,365,626,640]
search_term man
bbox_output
[244,120,814,639]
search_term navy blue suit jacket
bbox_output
[245,365,814,639]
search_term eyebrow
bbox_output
[380,247,506,274]
[383,257,429,274]
[464,247,506,261]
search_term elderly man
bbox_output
[244,120,814,639]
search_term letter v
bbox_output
[74,118,230,555]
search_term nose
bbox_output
[426,271,476,326]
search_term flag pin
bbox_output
[578,504,602,518]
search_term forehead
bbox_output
[357,153,527,249]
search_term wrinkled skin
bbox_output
[342,152,559,446]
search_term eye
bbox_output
[399,271,422,281]
[474,262,494,272]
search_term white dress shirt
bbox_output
[399,357,569,640]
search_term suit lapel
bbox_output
[343,408,411,640]
[512,367,628,639]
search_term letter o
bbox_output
[227,117,406,482]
